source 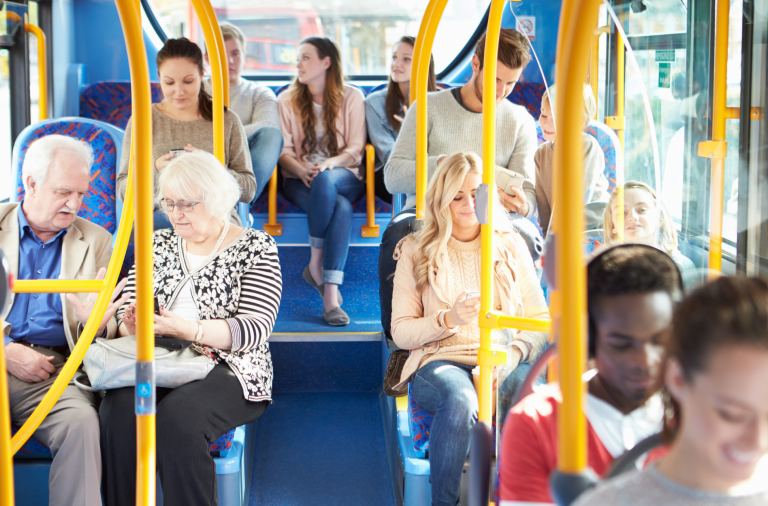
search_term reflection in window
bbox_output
[145,0,490,76]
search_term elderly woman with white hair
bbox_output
[99,151,282,506]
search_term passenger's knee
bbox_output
[334,194,353,215]
[311,169,334,192]
[259,126,283,145]
[443,386,479,425]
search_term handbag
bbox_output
[383,349,409,397]
[77,335,215,390]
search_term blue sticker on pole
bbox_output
[135,361,156,415]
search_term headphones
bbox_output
[587,243,684,358]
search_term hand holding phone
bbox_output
[154,296,161,316]
[465,291,481,301]
[495,168,525,196]
[170,149,185,156]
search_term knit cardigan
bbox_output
[116,228,282,402]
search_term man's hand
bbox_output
[5,343,56,383]
[66,268,131,336]
[497,187,529,216]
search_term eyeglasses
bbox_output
[160,199,201,213]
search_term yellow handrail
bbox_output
[264,167,282,236]
[554,0,601,473]
[189,0,225,163]
[200,1,230,108]
[411,0,448,219]
[113,0,155,501]
[25,23,47,121]
[698,0,729,276]
[361,144,380,237]
[0,317,14,504]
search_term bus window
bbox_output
[0,48,10,202]
[143,0,490,77]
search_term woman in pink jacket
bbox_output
[278,37,366,326]
[390,152,549,506]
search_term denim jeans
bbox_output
[283,168,365,285]
[248,126,283,202]
[508,212,544,263]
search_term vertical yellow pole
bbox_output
[477,0,507,425]
[200,1,230,107]
[0,315,15,505]
[704,0,729,275]
[25,24,47,121]
[189,0,225,163]
[361,144,380,237]
[412,0,449,219]
[113,0,155,503]
[615,31,625,152]
[554,0,600,474]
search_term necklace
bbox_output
[183,220,230,266]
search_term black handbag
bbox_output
[383,349,409,397]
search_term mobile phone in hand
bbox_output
[170,149,185,156]
[154,296,161,316]
[466,291,481,301]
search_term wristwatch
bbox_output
[194,322,204,343]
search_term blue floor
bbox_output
[249,392,394,506]
[273,246,382,334]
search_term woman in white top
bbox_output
[575,276,768,506]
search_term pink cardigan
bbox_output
[278,84,366,178]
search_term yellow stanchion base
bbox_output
[361,225,380,238]
[264,224,283,236]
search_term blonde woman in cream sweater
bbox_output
[390,152,549,506]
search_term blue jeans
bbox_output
[248,126,283,202]
[496,360,544,428]
[283,168,365,285]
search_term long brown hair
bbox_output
[156,38,215,122]
[288,37,344,161]
[660,276,768,442]
[385,36,436,133]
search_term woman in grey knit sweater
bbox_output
[574,277,768,506]
[116,38,255,229]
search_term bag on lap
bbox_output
[77,335,215,390]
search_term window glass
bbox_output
[145,0,490,76]
[0,48,11,202]
[28,1,40,124]
[627,0,687,36]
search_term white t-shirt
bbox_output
[305,102,331,165]
[169,251,206,322]
[586,392,664,460]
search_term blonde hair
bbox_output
[156,151,241,221]
[411,152,513,292]
[541,84,596,129]
[603,181,679,255]
[219,22,246,52]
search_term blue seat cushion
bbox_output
[249,191,392,215]
[15,121,119,234]
[408,385,433,453]
[585,122,621,193]
[80,82,164,129]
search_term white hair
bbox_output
[22,135,94,192]
[155,151,241,221]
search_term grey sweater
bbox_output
[204,78,279,137]
[574,466,768,506]
[384,88,538,218]
[117,105,255,208]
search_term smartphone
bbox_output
[495,168,525,197]
[170,148,186,156]
[153,296,161,316]
[155,336,192,351]
[466,291,481,301]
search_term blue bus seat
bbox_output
[585,120,623,193]
[11,117,125,236]
[80,81,164,129]
[507,82,546,120]
[397,409,432,506]
[583,229,605,257]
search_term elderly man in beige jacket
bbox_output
[2,135,128,506]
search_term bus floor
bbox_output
[249,391,394,506]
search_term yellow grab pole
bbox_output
[189,0,225,163]
[590,26,609,120]
[200,0,230,107]
[25,23,47,121]
[476,0,508,426]
[361,144,380,237]
[264,168,282,236]
[410,0,440,107]
[412,0,448,219]
[0,316,14,505]
[114,0,156,502]
[698,0,729,275]
[554,0,601,473]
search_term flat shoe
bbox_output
[302,266,342,305]
[323,306,350,326]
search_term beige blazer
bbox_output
[0,203,117,350]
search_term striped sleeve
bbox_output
[115,265,137,331]
[226,240,282,353]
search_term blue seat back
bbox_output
[11,118,125,235]
[585,120,623,193]
[80,81,164,129]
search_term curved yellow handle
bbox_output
[25,24,47,121]
[0,315,15,505]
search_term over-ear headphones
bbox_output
[587,243,684,358]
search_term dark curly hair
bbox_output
[587,244,683,357]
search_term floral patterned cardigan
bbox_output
[116,228,282,402]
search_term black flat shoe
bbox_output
[302,266,342,305]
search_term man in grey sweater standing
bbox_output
[378,28,542,349]
[205,22,283,203]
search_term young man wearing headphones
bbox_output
[497,244,683,505]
